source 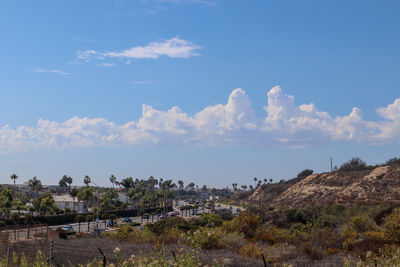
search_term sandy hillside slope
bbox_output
[250,165,400,207]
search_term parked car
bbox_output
[106,220,114,227]
[168,211,177,217]
[191,210,198,216]
[236,208,241,212]
[62,225,74,232]
[217,204,221,207]
[122,217,132,223]
[142,213,150,220]
[160,213,169,219]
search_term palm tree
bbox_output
[69,187,79,201]
[84,176,91,188]
[178,180,184,190]
[59,176,68,192]
[66,176,73,191]
[109,175,117,188]
[28,177,42,196]
[10,174,18,193]
[78,188,93,212]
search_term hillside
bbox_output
[249,165,400,207]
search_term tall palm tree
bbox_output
[178,180,184,190]
[109,175,117,188]
[65,176,73,191]
[10,174,18,193]
[78,188,93,212]
[28,177,42,196]
[84,175,91,188]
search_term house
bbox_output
[53,194,86,212]
[118,192,130,204]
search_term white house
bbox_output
[118,192,130,204]
[53,194,85,212]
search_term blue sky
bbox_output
[0,0,399,187]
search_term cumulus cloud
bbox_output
[77,37,201,62]
[1,86,399,152]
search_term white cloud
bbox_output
[78,37,201,63]
[27,67,69,75]
[99,63,115,67]
[1,86,400,152]
[132,80,153,85]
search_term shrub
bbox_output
[383,207,400,242]
[146,216,196,235]
[297,241,324,260]
[238,242,263,258]
[200,213,223,227]
[214,208,233,221]
[339,157,368,171]
[349,214,376,233]
[222,212,262,238]
[253,225,290,245]
[220,232,245,248]
[297,169,314,179]
[286,209,313,224]
[189,228,225,250]
[365,230,385,240]
[342,229,359,250]
[116,224,134,239]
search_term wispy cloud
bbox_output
[26,67,69,75]
[132,80,153,85]
[1,86,400,152]
[77,37,201,63]
[99,63,115,67]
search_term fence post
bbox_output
[262,254,267,267]
[6,247,10,267]
[98,247,106,267]
[49,237,54,267]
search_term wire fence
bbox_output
[0,228,346,267]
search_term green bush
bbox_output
[223,212,262,238]
[146,216,197,235]
[189,228,225,250]
[383,207,400,242]
[200,213,223,227]
[349,214,376,233]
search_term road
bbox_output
[2,200,244,241]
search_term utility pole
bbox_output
[330,158,333,172]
